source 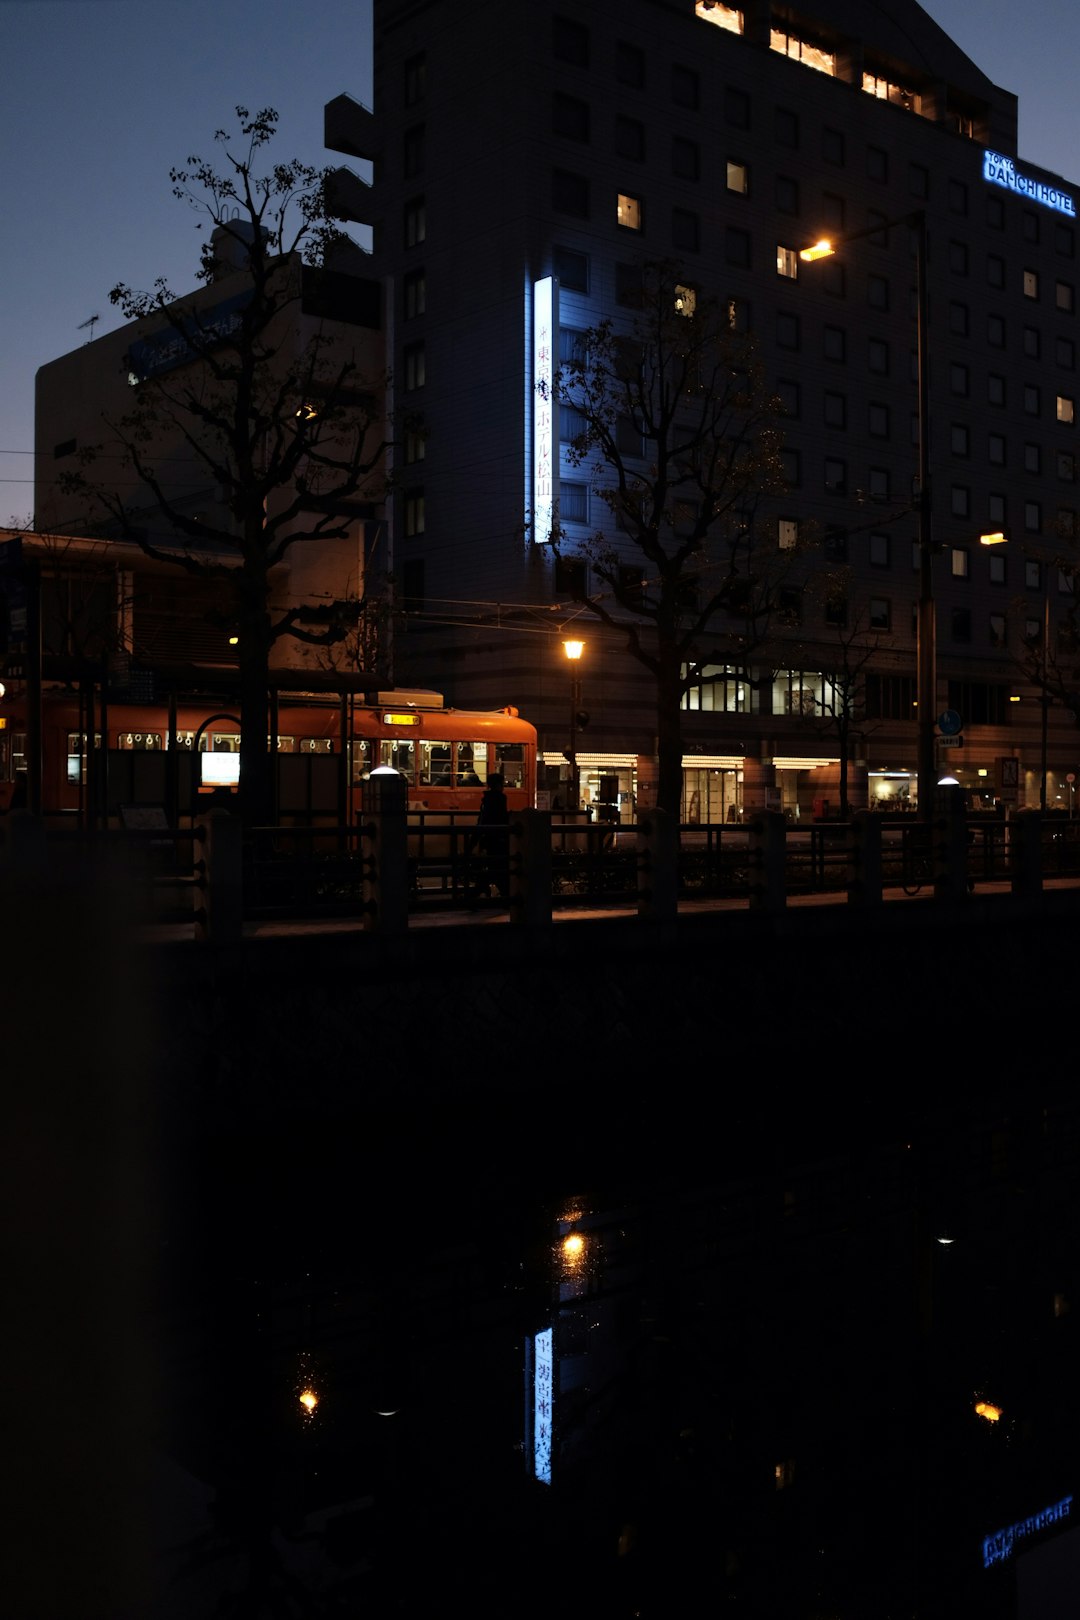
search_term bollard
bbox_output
[193,809,243,943]
[932,784,969,902]
[362,770,408,933]
[748,811,786,912]
[636,807,678,922]
[1010,810,1043,897]
[510,809,553,928]
[848,810,883,906]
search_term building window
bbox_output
[867,274,889,311]
[404,488,425,536]
[1058,281,1076,312]
[778,517,799,550]
[988,433,1006,465]
[553,93,590,141]
[909,162,929,198]
[823,325,846,362]
[553,169,590,217]
[1057,337,1075,369]
[987,375,1005,407]
[616,38,645,86]
[869,597,891,630]
[774,175,799,214]
[1057,224,1075,257]
[1026,560,1042,589]
[774,107,799,147]
[776,311,800,350]
[776,245,799,280]
[868,338,889,375]
[951,423,970,457]
[404,52,427,105]
[950,363,969,397]
[726,296,750,331]
[1023,210,1040,244]
[1058,450,1076,482]
[403,341,425,391]
[868,467,889,501]
[727,159,749,195]
[725,86,750,127]
[824,459,846,495]
[822,127,845,165]
[554,246,589,292]
[1024,269,1040,299]
[870,532,890,567]
[988,493,1005,524]
[403,124,425,178]
[615,262,643,307]
[987,194,1004,229]
[404,427,426,465]
[825,592,848,627]
[1059,395,1076,423]
[1026,501,1042,532]
[671,64,699,108]
[560,481,589,523]
[949,239,969,276]
[1059,507,1077,538]
[987,254,1005,289]
[990,613,1006,647]
[403,268,426,319]
[725,227,751,267]
[949,302,969,337]
[823,391,846,428]
[771,28,835,75]
[951,490,971,522]
[776,379,799,417]
[1025,443,1042,475]
[617,192,643,231]
[553,15,589,65]
[987,314,1005,348]
[672,209,700,252]
[559,327,588,365]
[1024,326,1041,359]
[554,554,587,596]
[869,403,889,438]
[866,145,888,183]
[949,179,968,215]
[952,607,972,642]
[695,1,743,33]
[780,448,800,486]
[672,137,700,180]
[616,116,646,161]
[404,196,426,248]
[989,553,1006,585]
[1025,385,1041,416]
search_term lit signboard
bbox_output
[532,277,558,544]
[984,152,1076,217]
[201,752,241,787]
[527,1326,554,1485]
[127,290,253,383]
[984,1494,1074,1568]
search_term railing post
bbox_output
[749,811,786,912]
[510,809,552,927]
[848,810,883,906]
[933,784,969,901]
[193,809,243,943]
[362,771,408,933]
[1010,810,1043,897]
[637,807,678,921]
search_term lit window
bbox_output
[1057,281,1075,312]
[674,284,696,317]
[727,160,749,195]
[1024,269,1039,299]
[1058,395,1075,424]
[617,192,643,231]
[771,28,835,75]
[777,245,799,279]
[862,71,922,114]
[695,1,743,32]
[778,517,798,550]
[952,546,970,576]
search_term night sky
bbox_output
[1,0,1077,526]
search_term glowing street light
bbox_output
[563,637,585,811]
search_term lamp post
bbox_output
[981,531,1051,810]
[563,637,584,811]
[802,210,935,816]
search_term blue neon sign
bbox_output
[983,1493,1073,1567]
[983,151,1075,217]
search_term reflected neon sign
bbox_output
[983,1494,1073,1567]
[983,151,1075,217]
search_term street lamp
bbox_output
[562,637,584,810]
[802,211,935,817]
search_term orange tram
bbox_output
[0,687,537,825]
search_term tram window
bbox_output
[11,732,27,776]
[275,736,298,753]
[495,743,525,787]
[199,734,241,753]
[351,739,372,784]
[380,739,416,780]
[420,741,452,784]
[117,732,162,750]
[457,743,488,785]
[298,738,332,754]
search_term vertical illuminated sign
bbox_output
[533,276,559,543]
[529,1326,554,1484]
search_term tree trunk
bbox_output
[656,659,685,819]
[238,603,274,829]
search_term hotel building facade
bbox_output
[328,0,1080,819]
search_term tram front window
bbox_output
[495,743,525,788]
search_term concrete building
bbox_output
[327,0,1080,818]
[35,224,386,678]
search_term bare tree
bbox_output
[801,569,891,819]
[61,107,390,824]
[550,262,786,816]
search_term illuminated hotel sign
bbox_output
[983,151,1076,217]
[983,1494,1073,1567]
[526,1326,554,1484]
[533,277,558,543]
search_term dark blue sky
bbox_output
[1,0,1077,526]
